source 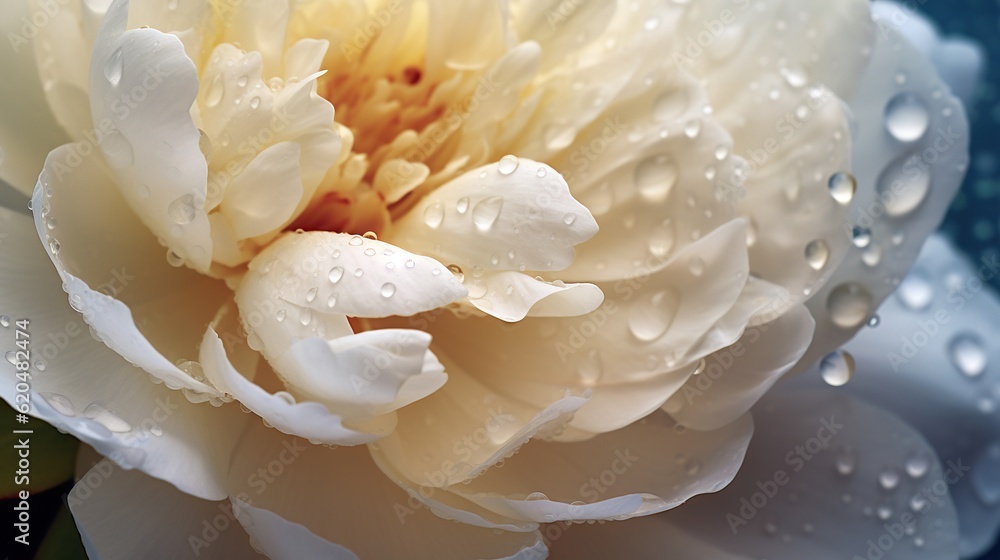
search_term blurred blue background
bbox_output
[924,0,1000,558]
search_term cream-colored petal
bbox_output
[227,427,548,559]
[390,158,597,274]
[424,220,750,438]
[370,365,588,487]
[71,463,260,559]
[446,411,752,524]
[663,304,815,431]
[219,142,304,239]
[89,0,213,271]
[32,143,227,399]
[0,1,70,195]
[465,271,604,323]
[0,205,247,501]
[199,328,382,445]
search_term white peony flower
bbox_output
[0,0,987,558]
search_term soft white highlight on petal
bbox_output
[464,271,604,323]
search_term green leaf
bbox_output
[34,502,87,560]
[0,401,79,498]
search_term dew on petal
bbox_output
[827,172,856,205]
[472,197,504,231]
[41,393,75,416]
[820,350,855,387]
[949,333,987,378]
[885,93,930,143]
[83,403,132,433]
[805,240,830,271]
[896,271,933,310]
[635,155,678,202]
[381,283,396,298]
[627,290,677,342]
[329,266,344,283]
[104,47,124,87]
[827,284,873,329]
[498,155,519,175]
[423,202,445,228]
[168,194,197,225]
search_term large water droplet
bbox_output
[876,154,931,216]
[878,468,900,490]
[635,155,678,202]
[497,155,519,175]
[896,271,933,310]
[820,350,855,386]
[381,283,396,298]
[827,172,856,205]
[905,454,929,479]
[328,266,344,284]
[827,283,873,329]
[83,402,132,433]
[472,197,504,231]
[41,393,76,416]
[168,194,197,225]
[205,76,225,107]
[423,202,445,228]
[885,93,930,143]
[949,333,987,378]
[628,290,678,342]
[104,47,124,86]
[852,227,872,248]
[805,240,830,271]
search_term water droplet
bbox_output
[168,194,197,225]
[828,172,856,205]
[868,315,881,328]
[896,271,933,310]
[649,221,676,257]
[949,333,987,378]
[328,266,345,284]
[249,96,260,109]
[456,197,470,214]
[578,350,603,386]
[628,290,677,342]
[820,350,855,386]
[878,468,900,490]
[536,167,548,178]
[447,264,465,282]
[48,237,61,255]
[876,154,931,216]
[852,227,872,248]
[498,155,519,175]
[780,64,808,88]
[835,447,855,476]
[205,75,225,107]
[364,248,377,257]
[305,287,318,303]
[525,492,549,501]
[563,213,577,226]
[827,283,873,329]
[688,257,705,276]
[805,240,830,270]
[299,308,313,326]
[885,93,930,143]
[905,454,929,479]
[0,316,8,328]
[83,402,132,433]
[683,119,702,138]
[353,268,364,278]
[381,283,396,298]
[876,506,893,520]
[635,155,678,202]
[275,309,286,322]
[104,47,124,87]
[472,197,504,230]
[41,393,75,416]
[423,202,445,228]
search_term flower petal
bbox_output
[227,427,548,559]
[90,0,213,271]
[369,366,588,487]
[797,24,969,370]
[446,411,752,524]
[551,389,961,560]
[70,462,260,559]
[0,0,70,195]
[465,271,604,323]
[1,205,246,501]
[828,235,1000,557]
[32,143,227,399]
[200,327,382,446]
[390,158,598,274]
[663,304,815,431]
